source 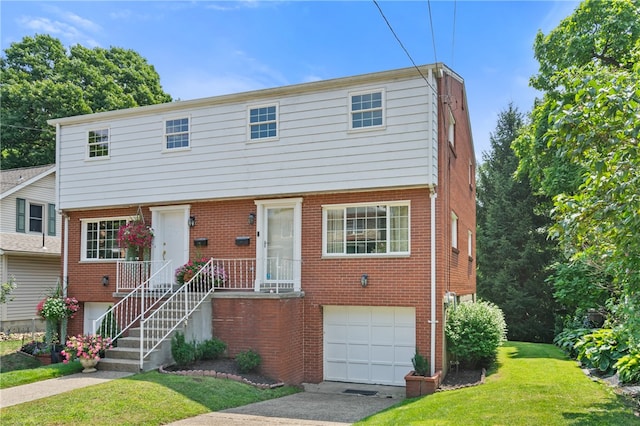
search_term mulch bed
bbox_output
[437,368,486,391]
[161,358,285,389]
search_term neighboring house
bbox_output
[0,164,62,332]
[49,64,476,386]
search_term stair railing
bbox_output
[139,258,217,368]
[91,261,173,339]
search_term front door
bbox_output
[255,198,302,292]
[151,205,190,286]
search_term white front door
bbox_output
[151,205,190,284]
[255,198,302,292]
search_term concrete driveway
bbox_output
[168,382,405,425]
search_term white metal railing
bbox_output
[116,261,166,292]
[92,261,173,339]
[139,258,218,367]
[260,257,300,293]
[207,257,301,293]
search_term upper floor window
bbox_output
[249,105,277,140]
[350,90,384,129]
[16,198,56,235]
[82,218,127,260]
[451,211,458,250]
[448,110,456,147]
[88,129,109,158]
[323,202,409,256]
[165,117,190,149]
[468,229,473,258]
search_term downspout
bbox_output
[429,186,437,376]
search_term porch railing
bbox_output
[91,261,174,339]
[116,260,167,292]
[210,257,301,293]
[139,258,218,368]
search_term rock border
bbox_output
[158,365,285,389]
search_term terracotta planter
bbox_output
[36,354,52,366]
[404,370,442,398]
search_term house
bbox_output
[0,164,62,332]
[48,64,476,386]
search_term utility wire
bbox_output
[372,0,436,92]
[427,0,438,65]
[1,124,52,132]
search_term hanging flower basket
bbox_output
[117,219,154,260]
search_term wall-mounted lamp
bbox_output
[102,275,110,286]
[360,274,368,288]
[188,215,196,227]
[248,213,256,225]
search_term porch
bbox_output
[115,257,302,294]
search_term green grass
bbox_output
[0,339,41,373]
[358,342,638,425]
[1,371,299,425]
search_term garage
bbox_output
[323,306,415,386]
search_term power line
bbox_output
[1,124,52,133]
[372,0,436,92]
[427,0,438,65]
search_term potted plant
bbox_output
[175,258,227,288]
[36,288,80,361]
[61,334,113,373]
[116,219,154,260]
[404,350,442,397]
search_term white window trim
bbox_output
[247,103,279,142]
[28,201,44,234]
[80,216,129,262]
[163,116,191,152]
[468,229,473,258]
[86,128,110,161]
[322,200,410,257]
[451,211,458,250]
[348,88,386,132]
[448,109,455,147]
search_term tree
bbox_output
[513,0,640,343]
[476,103,557,342]
[1,34,172,169]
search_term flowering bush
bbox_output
[37,296,80,321]
[116,220,154,250]
[62,334,113,362]
[175,258,227,286]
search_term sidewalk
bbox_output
[0,370,133,408]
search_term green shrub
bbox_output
[235,349,261,373]
[197,337,226,360]
[171,332,196,367]
[575,327,628,374]
[412,350,429,376]
[554,327,595,358]
[445,300,507,368]
[614,350,640,384]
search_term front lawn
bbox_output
[359,342,638,425]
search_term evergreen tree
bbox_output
[476,103,557,343]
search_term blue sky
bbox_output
[1,1,581,162]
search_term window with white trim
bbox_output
[29,203,43,233]
[451,211,458,250]
[16,199,55,235]
[324,202,409,255]
[350,90,384,129]
[468,229,473,258]
[249,105,277,140]
[82,218,127,260]
[88,129,109,158]
[165,117,190,149]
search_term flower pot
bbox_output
[80,358,99,373]
[36,354,52,366]
[405,370,442,398]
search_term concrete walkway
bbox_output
[1,371,404,425]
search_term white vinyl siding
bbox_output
[53,67,442,210]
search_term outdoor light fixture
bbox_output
[188,215,196,227]
[102,275,109,286]
[360,274,368,287]
[248,213,256,225]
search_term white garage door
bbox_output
[323,306,415,386]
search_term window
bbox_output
[350,91,383,129]
[165,117,190,149]
[88,129,109,158]
[249,105,277,140]
[451,211,458,250]
[29,203,43,233]
[468,229,473,258]
[82,218,127,260]
[324,202,409,255]
[448,110,455,147]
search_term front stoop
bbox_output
[98,327,180,373]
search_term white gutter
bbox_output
[429,187,437,376]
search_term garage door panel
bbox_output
[323,306,415,386]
